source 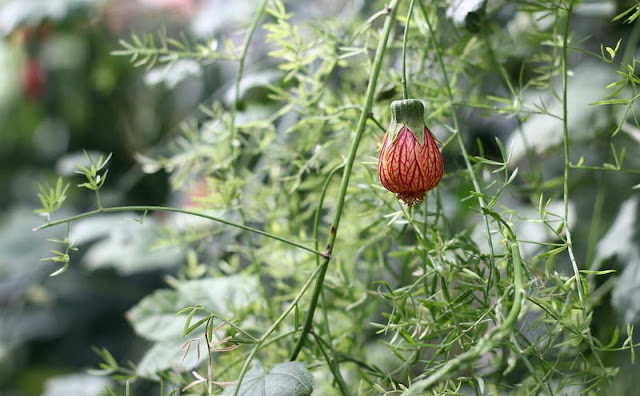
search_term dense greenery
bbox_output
[3,0,640,395]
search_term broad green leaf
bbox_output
[222,362,314,396]
[126,289,189,341]
[136,339,205,377]
[70,214,183,275]
[127,275,258,341]
[41,373,111,396]
[129,275,258,377]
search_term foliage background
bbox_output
[1,0,640,395]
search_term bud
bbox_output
[378,99,443,206]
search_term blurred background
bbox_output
[1,0,640,395]
[0,0,250,394]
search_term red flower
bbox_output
[23,59,46,100]
[378,100,443,206]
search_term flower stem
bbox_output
[290,0,400,361]
[402,0,416,100]
[33,206,325,257]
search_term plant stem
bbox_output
[290,0,400,361]
[309,163,349,393]
[561,0,583,305]
[229,0,268,158]
[402,0,416,100]
[33,206,325,257]
[480,29,538,179]
[228,0,270,322]
[232,262,326,396]
[95,190,102,210]
[417,0,496,300]
[404,241,525,394]
[585,174,604,270]
[311,331,351,396]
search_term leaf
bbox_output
[129,275,258,377]
[127,289,190,341]
[579,269,616,275]
[69,214,184,275]
[136,339,205,377]
[41,373,112,396]
[594,197,638,265]
[126,275,258,341]
[590,98,629,105]
[446,0,486,32]
[144,60,202,88]
[222,362,314,396]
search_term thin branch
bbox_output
[290,0,400,361]
[404,241,525,394]
[417,0,497,303]
[560,0,583,305]
[33,206,326,257]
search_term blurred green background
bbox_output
[0,1,234,394]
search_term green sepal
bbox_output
[387,99,426,145]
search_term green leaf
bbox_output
[127,289,190,341]
[579,269,616,275]
[126,275,258,341]
[605,326,620,348]
[136,339,204,377]
[41,374,112,396]
[222,362,314,396]
[589,98,629,106]
[70,214,184,275]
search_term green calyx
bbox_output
[387,99,426,145]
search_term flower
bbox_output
[378,99,443,206]
[23,59,46,100]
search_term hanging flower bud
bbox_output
[378,99,443,206]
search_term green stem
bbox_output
[290,0,400,361]
[561,1,583,305]
[310,164,349,393]
[405,241,525,394]
[311,331,351,396]
[585,174,604,270]
[417,0,496,300]
[480,29,538,179]
[232,262,326,396]
[95,190,102,210]
[402,0,416,100]
[229,0,269,158]
[33,206,325,257]
[368,113,387,133]
[570,164,640,174]
[312,164,346,266]
[215,330,298,379]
